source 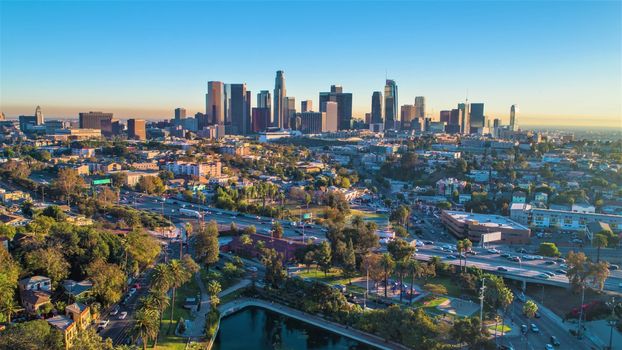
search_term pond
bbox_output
[213,306,378,350]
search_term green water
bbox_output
[213,306,377,350]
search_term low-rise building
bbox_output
[440,210,531,244]
[164,160,222,178]
[47,315,77,350]
[510,203,622,232]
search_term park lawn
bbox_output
[295,267,356,286]
[417,275,463,298]
[487,324,512,333]
[157,276,200,350]
[287,205,329,218]
[349,209,388,221]
[423,297,449,308]
[200,267,240,291]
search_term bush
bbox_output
[205,307,220,339]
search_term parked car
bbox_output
[521,324,528,333]
[531,323,539,333]
[545,344,554,350]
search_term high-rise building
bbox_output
[35,105,44,125]
[414,96,425,120]
[127,119,146,140]
[298,111,326,134]
[319,85,352,130]
[470,103,485,130]
[364,113,372,125]
[174,108,186,124]
[251,107,271,133]
[206,81,225,125]
[273,71,286,128]
[458,102,470,134]
[510,105,518,131]
[324,101,338,132]
[400,105,416,129]
[446,108,462,134]
[257,90,271,108]
[283,97,296,129]
[229,83,250,135]
[384,79,398,130]
[371,91,383,124]
[301,100,313,112]
[79,111,113,129]
[440,110,451,124]
[493,118,501,128]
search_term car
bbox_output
[246,266,258,272]
[497,266,509,272]
[544,261,556,265]
[537,273,551,279]
[531,323,539,333]
[445,255,456,259]
[556,269,567,274]
[98,320,110,329]
[544,271,555,277]
[609,264,619,270]
[333,284,346,293]
[516,248,528,254]
[487,248,500,254]
[129,287,137,294]
[110,307,119,316]
[118,311,128,320]
[466,250,478,255]
[512,256,522,263]
[521,324,528,333]
[559,263,568,269]
[550,336,560,346]
[501,253,511,258]
[571,238,583,244]
[555,258,566,263]
[498,345,514,350]
[545,344,554,350]
[517,293,527,302]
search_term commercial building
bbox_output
[273,70,286,128]
[400,104,416,129]
[510,104,518,131]
[174,108,186,123]
[324,101,338,132]
[469,103,485,131]
[206,81,225,125]
[414,96,425,119]
[18,106,44,132]
[384,79,398,130]
[298,111,326,134]
[251,107,271,133]
[257,90,271,111]
[510,203,622,233]
[79,111,113,129]
[458,102,470,134]
[319,85,353,130]
[441,210,531,244]
[440,110,451,124]
[283,96,296,129]
[127,119,146,140]
[371,91,383,124]
[229,83,251,135]
[301,100,313,112]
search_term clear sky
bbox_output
[1,0,621,127]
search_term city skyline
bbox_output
[1,1,621,127]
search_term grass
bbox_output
[419,276,463,298]
[156,276,200,350]
[295,267,354,286]
[487,324,512,333]
[422,297,449,308]
[349,209,388,221]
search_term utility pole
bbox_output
[607,297,616,350]
[479,278,486,331]
[577,283,586,339]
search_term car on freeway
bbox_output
[531,323,539,333]
[497,266,509,272]
[555,258,566,263]
[511,256,522,263]
[556,269,567,274]
[516,248,528,254]
[521,324,528,333]
[544,261,556,265]
[445,255,456,260]
[487,248,500,254]
[517,292,527,302]
[609,264,619,270]
[466,250,478,255]
[97,320,110,331]
[537,273,551,279]
[118,311,128,320]
[535,311,541,318]
[110,307,119,316]
[501,253,511,258]
[559,264,568,269]
[550,336,560,346]
[544,271,555,277]
[545,344,554,350]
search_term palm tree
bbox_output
[499,287,514,338]
[151,263,172,294]
[523,300,538,319]
[1,298,20,323]
[456,240,464,272]
[462,239,472,271]
[592,234,608,263]
[167,260,190,334]
[380,253,395,298]
[590,261,610,291]
[134,306,159,350]
[407,260,422,304]
[145,290,170,342]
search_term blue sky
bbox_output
[1,0,621,127]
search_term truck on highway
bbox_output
[180,208,202,218]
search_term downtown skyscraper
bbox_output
[229,83,251,135]
[206,81,225,126]
[384,79,398,130]
[510,104,518,131]
[273,71,286,128]
[470,103,485,131]
[319,85,352,130]
[371,91,383,124]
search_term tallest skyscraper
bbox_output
[273,70,286,128]
[384,79,398,130]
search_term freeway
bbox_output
[414,244,622,293]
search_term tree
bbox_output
[167,259,191,333]
[150,263,172,294]
[590,261,610,291]
[71,327,114,350]
[423,283,447,295]
[86,259,126,306]
[304,250,315,272]
[342,239,357,283]
[136,175,165,195]
[125,229,161,274]
[539,242,561,257]
[194,221,220,269]
[207,280,222,308]
[0,248,21,323]
[134,305,159,350]
[461,239,472,270]
[0,224,16,240]
[450,317,486,348]
[272,222,283,239]
[380,253,395,298]
[261,248,285,288]
[523,300,538,319]
[41,206,66,221]
[24,247,70,287]
[567,251,590,291]
[54,168,86,205]
[592,234,608,263]
[0,320,64,350]
[498,287,514,338]
[316,241,333,277]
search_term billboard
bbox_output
[93,178,112,185]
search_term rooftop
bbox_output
[444,210,529,230]
[47,315,74,331]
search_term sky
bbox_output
[1,0,621,128]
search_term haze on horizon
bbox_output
[1,1,621,128]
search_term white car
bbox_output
[487,248,500,254]
[98,320,110,329]
[118,311,128,320]
[110,307,119,316]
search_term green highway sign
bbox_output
[93,178,112,185]
[302,213,312,219]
